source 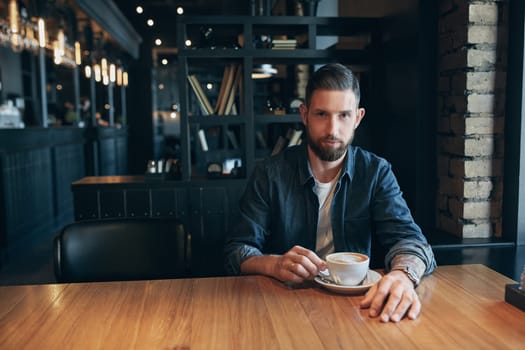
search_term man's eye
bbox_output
[340,113,350,118]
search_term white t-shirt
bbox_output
[313,170,340,259]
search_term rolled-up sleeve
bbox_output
[372,160,436,276]
[224,162,272,275]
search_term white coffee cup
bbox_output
[325,252,370,286]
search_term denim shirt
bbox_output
[224,144,436,276]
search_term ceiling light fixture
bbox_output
[147,19,154,27]
[155,38,162,46]
[136,6,144,14]
[161,58,168,65]
[177,7,184,15]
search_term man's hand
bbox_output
[360,270,420,322]
[241,245,326,283]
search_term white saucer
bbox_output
[314,270,382,295]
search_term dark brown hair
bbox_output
[305,63,361,107]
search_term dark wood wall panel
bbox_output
[52,143,86,224]
[0,127,128,266]
[99,139,117,176]
[116,136,128,174]
[1,149,54,247]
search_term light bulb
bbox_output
[37,18,46,48]
[75,42,81,65]
[109,64,116,83]
[84,65,92,79]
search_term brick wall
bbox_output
[437,0,508,238]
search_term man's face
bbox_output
[300,89,365,162]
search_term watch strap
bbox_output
[392,265,421,286]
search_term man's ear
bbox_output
[355,107,366,129]
[300,103,308,125]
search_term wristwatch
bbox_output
[392,265,420,286]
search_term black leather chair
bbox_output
[54,218,189,283]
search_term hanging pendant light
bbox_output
[8,0,23,52]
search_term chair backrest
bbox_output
[54,218,188,283]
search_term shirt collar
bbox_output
[298,144,356,185]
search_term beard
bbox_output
[306,129,351,162]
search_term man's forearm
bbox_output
[240,255,278,277]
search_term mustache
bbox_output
[321,135,343,142]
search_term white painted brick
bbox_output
[469,4,498,25]
[468,25,497,44]
[467,94,495,113]
[464,180,493,199]
[465,158,503,177]
[462,222,492,238]
[466,71,496,91]
[463,201,491,219]
[464,117,494,135]
[467,48,497,67]
[464,136,494,156]
[464,159,491,177]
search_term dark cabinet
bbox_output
[126,189,150,218]
[71,176,246,277]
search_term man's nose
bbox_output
[326,115,339,134]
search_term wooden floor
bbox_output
[0,229,524,286]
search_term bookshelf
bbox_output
[177,15,383,181]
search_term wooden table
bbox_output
[0,264,523,349]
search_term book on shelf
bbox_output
[255,130,267,148]
[215,65,232,114]
[216,64,242,116]
[188,75,214,115]
[226,129,239,149]
[287,129,303,147]
[197,129,209,151]
[272,39,297,50]
[271,128,303,156]
[230,103,238,116]
[224,66,242,115]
